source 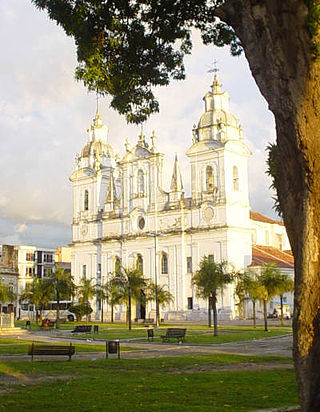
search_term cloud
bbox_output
[15,223,27,233]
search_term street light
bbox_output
[147,232,164,327]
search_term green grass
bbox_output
[0,338,136,354]
[0,355,298,411]
[68,326,291,344]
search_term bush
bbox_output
[69,304,93,322]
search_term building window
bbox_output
[208,254,214,263]
[82,265,87,279]
[44,254,53,263]
[233,166,239,191]
[161,253,168,274]
[97,263,101,274]
[114,257,121,272]
[84,190,89,211]
[136,254,143,274]
[137,169,144,195]
[188,297,193,310]
[187,257,192,273]
[26,252,35,261]
[206,166,214,191]
[25,267,34,276]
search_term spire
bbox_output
[93,108,103,128]
[106,172,117,203]
[170,154,184,192]
[211,74,222,94]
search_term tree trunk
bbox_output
[86,302,89,324]
[128,292,132,330]
[252,299,256,329]
[218,1,320,409]
[263,299,268,332]
[208,297,212,328]
[111,304,114,323]
[280,294,284,326]
[212,291,218,337]
[101,299,104,324]
[156,302,160,328]
[56,290,60,329]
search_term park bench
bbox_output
[161,328,186,343]
[71,325,92,334]
[28,343,75,361]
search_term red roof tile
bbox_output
[250,211,284,226]
[250,245,294,269]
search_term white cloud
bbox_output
[15,223,27,233]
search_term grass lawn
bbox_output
[67,326,291,344]
[0,339,136,354]
[0,354,298,411]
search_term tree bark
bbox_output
[252,299,256,329]
[56,290,60,329]
[128,292,132,330]
[212,291,218,336]
[208,297,212,328]
[219,1,320,409]
[111,304,114,323]
[263,299,268,332]
[280,294,284,326]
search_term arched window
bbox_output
[233,166,239,191]
[161,253,168,275]
[84,190,89,210]
[206,166,214,191]
[114,256,121,272]
[137,169,144,195]
[136,254,143,274]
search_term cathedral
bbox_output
[70,75,291,322]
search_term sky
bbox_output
[0,0,277,249]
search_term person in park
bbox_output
[31,1,320,410]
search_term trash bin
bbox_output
[106,340,120,359]
[147,328,154,341]
[93,325,99,334]
[26,320,31,330]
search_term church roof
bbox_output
[250,211,284,226]
[81,140,114,158]
[250,245,294,269]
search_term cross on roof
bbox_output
[208,59,219,74]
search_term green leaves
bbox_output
[31,0,242,123]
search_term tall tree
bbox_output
[146,283,174,325]
[112,266,146,330]
[193,257,234,336]
[31,1,320,409]
[0,278,16,313]
[45,265,75,329]
[20,279,52,323]
[277,274,294,326]
[258,263,283,332]
[77,278,96,323]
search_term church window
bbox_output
[136,254,143,274]
[208,254,214,263]
[137,169,144,195]
[161,253,168,274]
[188,297,193,310]
[206,166,214,191]
[82,265,87,279]
[233,166,239,191]
[114,256,121,272]
[138,217,145,230]
[187,257,192,273]
[84,190,89,211]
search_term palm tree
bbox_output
[147,283,174,326]
[277,274,294,325]
[45,265,75,329]
[0,278,16,312]
[20,278,52,323]
[192,257,234,336]
[104,278,121,323]
[77,278,96,323]
[258,263,283,332]
[112,265,146,330]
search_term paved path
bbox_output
[0,331,293,361]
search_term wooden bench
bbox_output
[71,325,92,334]
[161,328,186,343]
[28,343,75,361]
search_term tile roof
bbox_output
[250,245,294,269]
[250,211,284,226]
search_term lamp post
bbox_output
[147,232,164,327]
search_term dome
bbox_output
[81,140,114,158]
[198,109,239,129]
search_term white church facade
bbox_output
[70,76,292,322]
